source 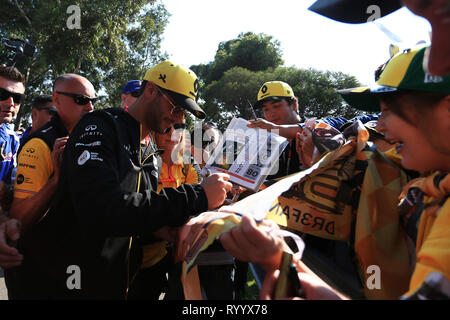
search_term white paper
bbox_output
[202,117,288,191]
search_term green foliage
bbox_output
[1,5,367,131]
[191,32,284,86]
[191,32,364,129]
[275,67,364,120]
[200,66,363,129]
[201,67,265,129]
[0,0,169,128]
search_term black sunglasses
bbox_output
[126,91,140,98]
[0,87,25,105]
[173,123,187,130]
[36,107,57,116]
[56,91,98,106]
[162,123,186,135]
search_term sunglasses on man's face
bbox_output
[173,123,187,130]
[126,91,140,98]
[0,87,25,105]
[36,107,57,116]
[56,91,98,106]
[156,87,188,117]
[162,122,186,135]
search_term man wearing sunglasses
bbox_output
[8,73,95,228]
[20,95,57,143]
[121,80,141,111]
[0,66,25,185]
[3,73,96,298]
[0,65,25,271]
[5,61,231,299]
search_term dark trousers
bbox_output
[127,254,171,300]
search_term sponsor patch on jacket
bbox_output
[77,150,103,165]
[78,150,90,165]
[18,162,36,169]
[21,151,39,160]
[84,124,97,131]
[78,131,103,140]
[16,174,32,185]
[90,152,103,162]
[75,141,102,148]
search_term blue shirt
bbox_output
[320,116,349,130]
[0,123,20,185]
[298,117,349,129]
[349,114,380,124]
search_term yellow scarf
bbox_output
[399,172,450,296]
[266,121,414,299]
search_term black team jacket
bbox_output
[7,107,208,299]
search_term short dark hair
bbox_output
[285,97,295,106]
[0,65,25,85]
[32,95,53,109]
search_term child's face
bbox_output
[379,101,450,172]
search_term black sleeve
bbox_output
[64,112,208,238]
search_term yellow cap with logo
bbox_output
[144,60,205,119]
[338,45,450,112]
[254,81,295,109]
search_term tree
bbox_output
[273,67,364,120]
[191,32,284,86]
[0,0,169,129]
[200,66,363,130]
[190,32,364,130]
[200,67,265,129]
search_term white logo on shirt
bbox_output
[85,125,97,131]
[77,150,90,165]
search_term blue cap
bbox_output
[122,80,141,94]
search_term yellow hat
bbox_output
[143,61,205,119]
[254,81,295,109]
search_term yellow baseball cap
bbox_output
[338,45,450,112]
[143,60,205,119]
[254,81,295,109]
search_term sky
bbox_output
[160,0,432,86]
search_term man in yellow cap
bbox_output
[8,61,232,299]
[249,81,304,179]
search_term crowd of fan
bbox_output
[0,0,448,300]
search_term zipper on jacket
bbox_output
[125,127,159,299]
